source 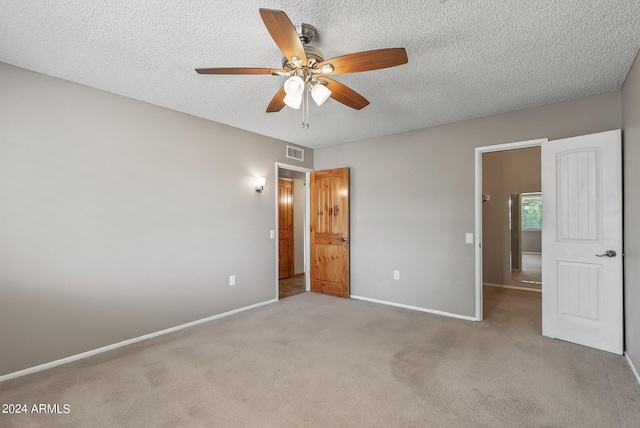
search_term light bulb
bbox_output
[319,64,334,74]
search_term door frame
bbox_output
[474,138,548,321]
[275,162,313,298]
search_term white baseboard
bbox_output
[350,295,477,322]
[625,352,640,387]
[0,298,277,383]
[484,282,542,293]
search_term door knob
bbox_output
[596,250,617,258]
[340,237,350,242]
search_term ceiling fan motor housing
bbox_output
[282,23,324,69]
[295,23,316,44]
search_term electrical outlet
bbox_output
[393,270,400,280]
[229,275,235,286]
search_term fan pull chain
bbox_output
[301,85,310,128]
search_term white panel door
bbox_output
[542,130,622,354]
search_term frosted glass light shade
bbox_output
[255,177,266,193]
[284,93,303,109]
[283,76,304,109]
[311,83,331,106]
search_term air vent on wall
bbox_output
[286,145,304,161]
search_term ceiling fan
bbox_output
[196,8,408,126]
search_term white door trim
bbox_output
[474,138,548,321]
[275,163,313,297]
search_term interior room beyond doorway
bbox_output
[277,167,308,299]
[509,192,542,292]
[510,252,542,291]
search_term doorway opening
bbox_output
[474,138,547,321]
[276,163,312,300]
[477,131,623,352]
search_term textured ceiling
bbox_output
[1,1,639,149]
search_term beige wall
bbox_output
[622,50,640,370]
[0,63,313,376]
[315,92,621,317]
[522,231,542,253]
[482,147,541,285]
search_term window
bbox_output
[522,193,542,230]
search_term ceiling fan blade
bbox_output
[318,48,408,75]
[259,8,307,64]
[266,87,286,112]
[195,67,278,75]
[318,78,370,110]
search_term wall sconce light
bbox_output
[255,177,266,193]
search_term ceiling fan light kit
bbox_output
[284,76,331,107]
[195,8,408,128]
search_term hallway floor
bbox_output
[279,275,306,299]
[510,252,542,291]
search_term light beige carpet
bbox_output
[1,287,639,427]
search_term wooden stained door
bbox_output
[310,168,350,297]
[278,178,294,279]
[541,130,623,354]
